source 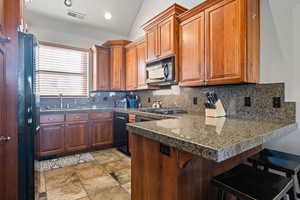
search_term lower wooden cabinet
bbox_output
[65,122,89,152]
[39,123,65,157]
[38,112,113,159]
[90,119,113,148]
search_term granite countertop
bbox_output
[126,115,298,162]
[40,107,298,162]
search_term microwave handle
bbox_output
[163,64,169,80]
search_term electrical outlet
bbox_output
[244,97,251,107]
[273,97,281,108]
[193,97,198,105]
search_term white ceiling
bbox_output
[25,0,144,36]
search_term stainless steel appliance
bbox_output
[146,57,175,86]
[17,32,40,200]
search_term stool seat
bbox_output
[212,164,293,200]
[248,149,300,175]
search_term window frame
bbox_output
[37,41,90,98]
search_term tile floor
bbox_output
[37,148,131,200]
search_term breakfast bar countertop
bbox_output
[126,115,298,162]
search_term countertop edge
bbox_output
[127,122,298,162]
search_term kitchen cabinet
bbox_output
[65,122,89,152]
[179,0,260,86]
[91,45,110,91]
[103,40,130,91]
[142,4,187,63]
[125,44,137,90]
[145,26,158,61]
[158,17,175,58]
[90,119,113,148]
[38,112,113,159]
[0,0,4,36]
[179,12,205,86]
[136,40,147,89]
[128,114,136,154]
[39,123,65,157]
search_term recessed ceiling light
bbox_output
[64,0,72,7]
[104,12,112,20]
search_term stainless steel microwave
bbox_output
[146,57,175,86]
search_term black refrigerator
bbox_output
[18,32,40,200]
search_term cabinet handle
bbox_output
[116,116,126,120]
[48,118,53,121]
[75,116,80,119]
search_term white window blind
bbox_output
[37,42,89,97]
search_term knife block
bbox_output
[205,99,226,118]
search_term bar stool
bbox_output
[248,149,300,199]
[212,164,293,200]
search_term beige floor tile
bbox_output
[102,159,131,173]
[45,166,75,178]
[121,182,131,194]
[45,171,79,191]
[78,197,90,200]
[93,150,123,165]
[89,186,131,200]
[73,161,97,170]
[113,168,131,185]
[47,180,87,200]
[77,165,107,181]
[81,174,119,195]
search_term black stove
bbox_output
[139,108,187,115]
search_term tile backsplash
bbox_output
[40,91,127,110]
[135,83,296,123]
[40,83,296,123]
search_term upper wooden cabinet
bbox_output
[179,0,260,86]
[91,45,110,91]
[136,40,148,89]
[179,12,205,87]
[125,44,138,90]
[142,4,187,63]
[103,40,131,91]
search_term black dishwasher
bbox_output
[113,112,130,155]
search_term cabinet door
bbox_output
[205,0,243,85]
[111,46,126,90]
[92,46,110,91]
[91,120,113,147]
[146,26,158,62]
[0,0,4,36]
[158,17,175,58]
[39,123,65,157]
[65,122,89,152]
[137,42,147,88]
[179,12,205,87]
[126,47,137,90]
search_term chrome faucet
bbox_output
[59,93,63,110]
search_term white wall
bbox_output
[129,0,300,154]
[25,11,127,49]
[260,0,300,154]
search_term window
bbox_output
[37,42,89,97]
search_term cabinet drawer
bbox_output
[89,112,113,120]
[40,114,65,124]
[66,113,89,122]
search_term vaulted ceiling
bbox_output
[25,0,144,36]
